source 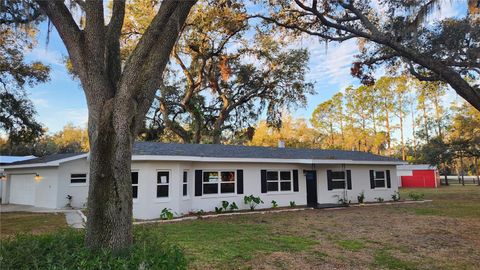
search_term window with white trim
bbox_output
[331,171,346,189]
[203,171,235,195]
[131,172,138,199]
[374,170,386,188]
[70,173,87,184]
[156,171,169,198]
[267,170,292,192]
[183,171,188,197]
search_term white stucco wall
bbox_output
[1,167,58,208]
[57,158,90,208]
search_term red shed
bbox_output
[396,165,440,188]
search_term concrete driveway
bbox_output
[0,204,86,229]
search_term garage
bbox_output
[9,174,36,205]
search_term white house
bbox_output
[1,142,404,219]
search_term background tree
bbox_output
[259,0,480,111]
[29,0,196,250]
[125,1,314,144]
[0,8,49,151]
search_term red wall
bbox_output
[401,170,438,188]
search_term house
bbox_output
[1,142,404,219]
[396,165,440,188]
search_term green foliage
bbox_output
[271,200,278,208]
[221,200,229,211]
[160,208,174,220]
[408,192,424,201]
[289,201,296,208]
[244,195,264,210]
[0,229,186,270]
[229,202,238,211]
[375,197,385,203]
[391,191,401,202]
[357,191,365,204]
[214,207,223,214]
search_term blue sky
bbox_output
[23,1,468,143]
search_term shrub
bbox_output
[375,197,384,203]
[221,201,230,211]
[391,191,401,202]
[271,200,278,208]
[229,202,238,211]
[214,207,223,214]
[160,208,174,220]
[0,229,187,270]
[357,191,365,204]
[244,195,264,210]
[289,201,296,208]
[408,192,424,201]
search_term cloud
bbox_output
[306,38,359,90]
[31,98,50,108]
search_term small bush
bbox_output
[160,208,174,220]
[375,197,384,203]
[0,229,187,270]
[244,195,264,210]
[289,201,296,208]
[221,200,230,211]
[214,207,223,214]
[357,191,365,204]
[271,200,278,208]
[408,192,425,201]
[229,202,238,211]
[391,191,401,202]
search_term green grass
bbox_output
[374,249,418,270]
[399,186,480,218]
[0,212,68,238]
[336,239,366,251]
[143,218,317,267]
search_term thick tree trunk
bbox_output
[85,101,135,250]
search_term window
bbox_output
[157,171,169,198]
[374,170,386,188]
[70,173,87,184]
[131,172,138,199]
[183,171,188,197]
[267,170,292,192]
[331,171,346,189]
[203,171,235,195]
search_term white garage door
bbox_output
[10,174,35,205]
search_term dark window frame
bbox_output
[374,170,386,188]
[131,171,139,199]
[266,170,293,192]
[70,173,87,184]
[202,170,236,195]
[330,171,346,190]
[156,171,170,198]
[182,171,188,197]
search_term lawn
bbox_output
[0,212,68,238]
[1,185,479,269]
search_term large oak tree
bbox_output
[259,0,480,111]
[33,0,196,250]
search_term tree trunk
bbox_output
[399,108,405,160]
[85,98,135,250]
[476,156,480,186]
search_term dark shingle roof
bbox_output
[4,142,401,166]
[133,142,400,162]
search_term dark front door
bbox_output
[305,170,318,206]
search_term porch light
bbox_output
[34,173,43,182]
[0,173,6,181]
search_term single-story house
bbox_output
[397,165,440,188]
[1,142,405,219]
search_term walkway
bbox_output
[0,204,86,228]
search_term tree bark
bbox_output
[37,0,196,251]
